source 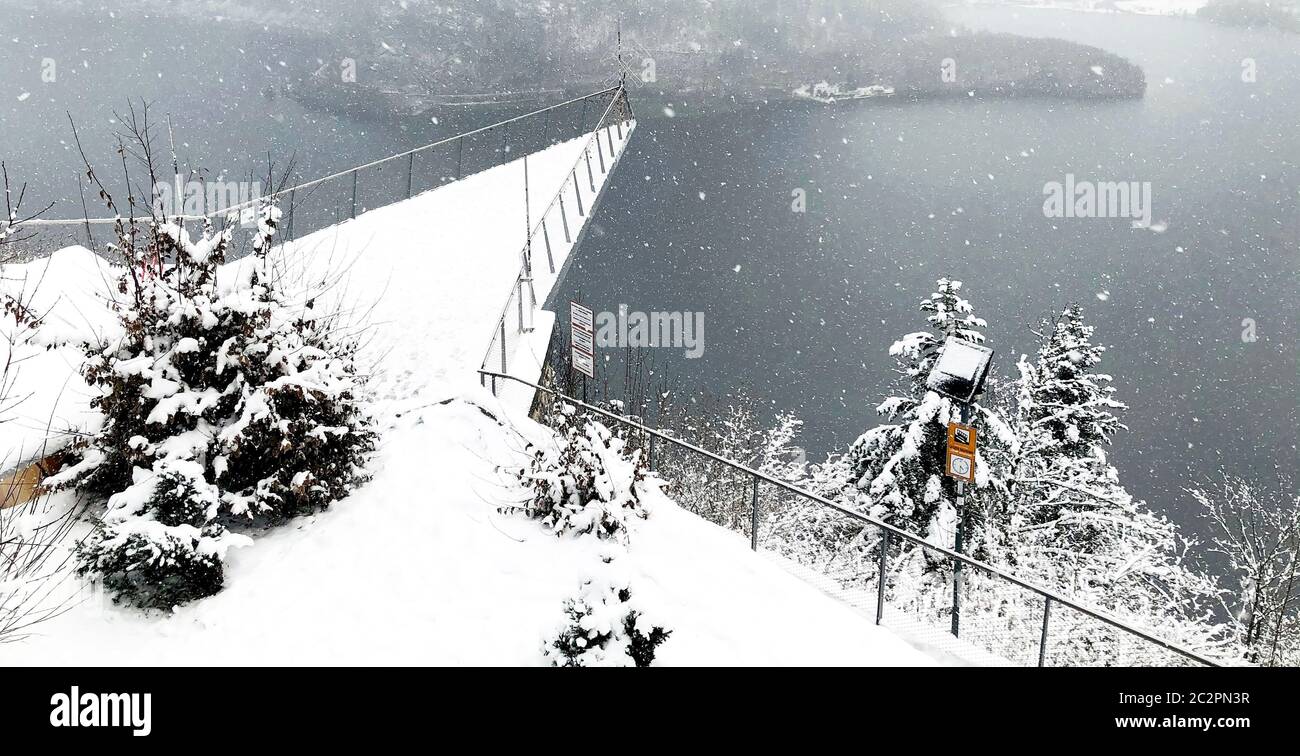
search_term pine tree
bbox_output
[1010,305,1132,562]
[837,278,1010,562]
[59,201,374,608]
[1008,305,1225,662]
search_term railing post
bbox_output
[517,276,525,332]
[559,194,571,243]
[573,172,585,216]
[350,170,358,219]
[606,124,616,158]
[1038,598,1053,667]
[585,148,596,194]
[286,188,296,240]
[750,477,760,551]
[542,218,555,273]
[647,434,654,471]
[406,152,414,199]
[596,132,607,174]
[499,321,508,378]
[876,530,890,625]
[456,137,464,181]
[951,517,963,638]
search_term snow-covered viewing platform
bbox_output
[0,116,949,666]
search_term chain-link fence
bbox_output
[484,369,1223,668]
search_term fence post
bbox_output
[351,170,358,219]
[951,520,963,638]
[499,321,508,377]
[542,219,555,273]
[1038,598,1053,667]
[286,188,296,240]
[456,137,464,181]
[750,477,760,551]
[406,153,414,199]
[876,530,890,625]
[517,276,526,332]
[647,434,654,471]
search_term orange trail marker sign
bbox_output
[946,422,976,483]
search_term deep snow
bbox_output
[1,126,942,666]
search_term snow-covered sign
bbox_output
[570,301,595,379]
[946,422,977,483]
[926,337,994,403]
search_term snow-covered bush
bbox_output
[52,130,374,608]
[509,404,651,543]
[543,556,671,667]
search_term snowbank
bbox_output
[1,398,934,666]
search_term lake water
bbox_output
[2,7,1296,538]
[552,8,1299,537]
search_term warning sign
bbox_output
[945,422,976,483]
[570,301,595,379]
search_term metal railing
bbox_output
[10,87,628,256]
[479,86,634,386]
[479,369,1222,668]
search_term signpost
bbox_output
[925,336,994,640]
[570,301,595,400]
[945,422,976,483]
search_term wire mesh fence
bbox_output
[489,370,1222,668]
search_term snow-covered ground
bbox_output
[3,397,935,665]
[1,125,946,666]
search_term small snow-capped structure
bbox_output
[925,337,994,404]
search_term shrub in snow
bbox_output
[75,460,248,609]
[543,561,671,668]
[509,405,651,543]
[54,172,374,607]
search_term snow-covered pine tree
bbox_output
[1009,305,1133,567]
[58,188,374,608]
[1008,305,1225,662]
[837,278,1011,562]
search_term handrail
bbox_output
[11,87,623,228]
[478,368,1222,668]
[477,86,630,374]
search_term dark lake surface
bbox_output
[2,6,1296,540]
[555,8,1299,539]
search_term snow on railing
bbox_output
[479,85,635,390]
[10,87,627,252]
[479,368,1224,669]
